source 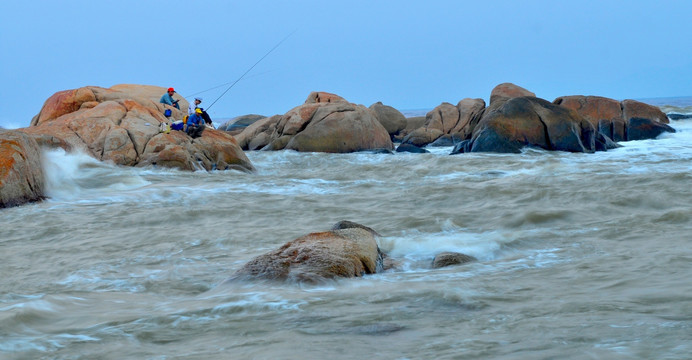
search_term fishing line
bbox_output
[185,71,274,98]
[205,29,297,111]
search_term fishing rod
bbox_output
[205,29,297,111]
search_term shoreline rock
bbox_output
[0,131,45,208]
[19,84,255,172]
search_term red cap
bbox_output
[167,87,175,92]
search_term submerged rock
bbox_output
[0,131,45,208]
[18,84,254,172]
[432,252,476,269]
[228,221,384,283]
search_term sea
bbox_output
[1,100,692,359]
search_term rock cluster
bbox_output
[235,92,394,152]
[20,84,254,172]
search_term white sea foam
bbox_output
[42,148,151,202]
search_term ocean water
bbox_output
[1,104,692,359]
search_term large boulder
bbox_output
[369,102,407,138]
[464,96,596,153]
[0,131,45,208]
[489,82,536,105]
[554,96,673,141]
[228,221,384,283]
[19,85,254,172]
[236,92,394,153]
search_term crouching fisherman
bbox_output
[185,108,205,138]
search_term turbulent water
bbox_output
[2,107,692,359]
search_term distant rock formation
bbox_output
[0,131,45,208]
[235,92,394,153]
[554,96,674,141]
[18,84,254,172]
[395,82,675,153]
[228,221,384,283]
[217,114,267,135]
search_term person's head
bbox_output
[195,108,203,115]
[167,87,175,95]
[194,97,202,105]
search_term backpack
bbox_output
[164,109,172,117]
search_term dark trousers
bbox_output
[186,124,205,138]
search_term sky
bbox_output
[1,0,690,129]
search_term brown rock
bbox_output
[369,102,407,136]
[230,222,383,283]
[20,85,253,172]
[555,96,672,141]
[432,252,476,269]
[469,96,595,153]
[489,83,536,105]
[622,99,669,124]
[0,131,45,208]
[238,92,393,153]
[304,91,348,104]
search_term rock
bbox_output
[432,252,476,269]
[238,93,393,153]
[627,117,676,141]
[622,99,669,124]
[0,131,45,208]
[394,116,427,142]
[369,102,407,137]
[489,83,536,105]
[401,128,443,147]
[395,143,430,153]
[401,99,485,148]
[449,140,472,154]
[229,222,384,283]
[554,96,673,141]
[19,84,253,172]
[217,114,267,134]
[468,96,596,153]
[304,91,348,104]
[667,113,692,120]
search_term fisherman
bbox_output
[188,96,214,128]
[186,108,205,138]
[188,97,202,115]
[160,87,180,109]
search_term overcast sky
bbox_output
[1,0,690,129]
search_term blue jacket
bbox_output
[187,113,204,126]
[160,93,180,109]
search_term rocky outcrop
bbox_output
[462,96,596,153]
[19,84,254,172]
[401,99,486,147]
[489,82,536,105]
[554,96,674,141]
[0,131,45,208]
[432,252,476,269]
[228,221,384,283]
[369,102,407,139]
[236,92,394,153]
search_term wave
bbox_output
[41,148,151,202]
